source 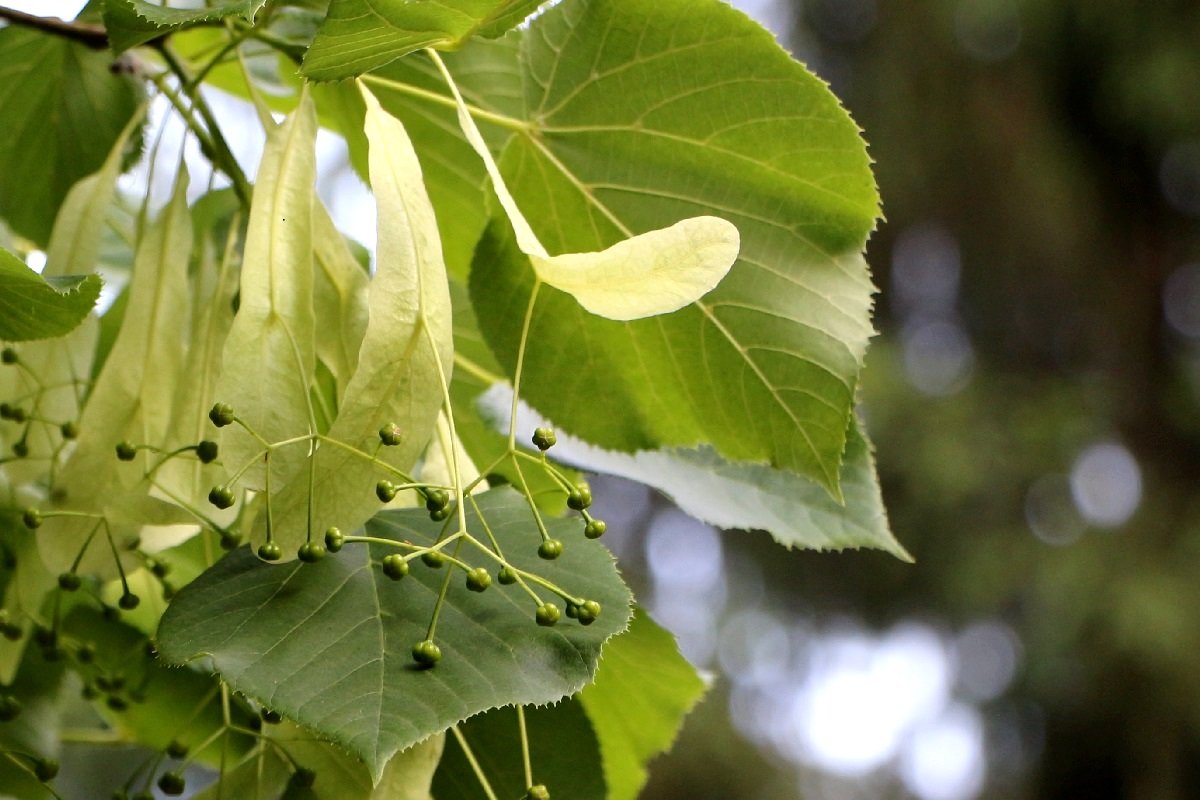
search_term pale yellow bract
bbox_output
[425,50,740,321]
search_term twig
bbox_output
[0,6,108,49]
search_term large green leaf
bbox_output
[433,703,606,800]
[579,609,707,800]
[0,26,142,245]
[468,0,879,497]
[259,87,451,557]
[302,0,543,80]
[0,248,100,341]
[102,0,268,54]
[157,488,633,781]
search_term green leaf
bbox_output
[311,203,369,404]
[102,0,268,54]
[579,608,707,800]
[433,703,605,800]
[157,488,633,782]
[216,95,319,492]
[431,51,739,321]
[0,26,143,245]
[466,0,879,496]
[302,0,543,80]
[0,647,67,797]
[259,86,452,557]
[0,248,100,341]
[493,391,910,558]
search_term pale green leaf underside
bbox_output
[467,0,880,496]
[302,0,544,80]
[580,609,708,800]
[157,489,633,782]
[0,248,100,341]
[102,0,269,54]
[433,49,740,320]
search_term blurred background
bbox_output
[8,0,1200,798]
[602,1,1200,798]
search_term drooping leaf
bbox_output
[302,0,543,80]
[432,50,739,321]
[0,248,100,341]
[433,702,605,800]
[215,94,319,492]
[157,488,633,781]
[259,86,452,557]
[484,386,910,558]
[465,0,879,496]
[102,0,269,54]
[0,26,143,245]
[41,170,196,575]
[579,608,708,800]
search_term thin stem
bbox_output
[517,705,534,789]
[508,280,542,449]
[0,6,107,48]
[450,727,500,800]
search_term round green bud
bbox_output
[298,542,326,563]
[208,402,235,427]
[378,423,403,446]
[60,421,79,440]
[150,559,170,579]
[11,440,28,458]
[261,708,283,724]
[381,554,409,580]
[0,402,12,419]
[565,602,579,619]
[584,519,607,539]
[166,739,189,759]
[531,427,557,451]
[424,489,450,512]
[0,694,21,721]
[566,484,592,511]
[497,566,518,585]
[196,440,219,463]
[0,623,22,642]
[81,682,100,700]
[157,771,186,795]
[57,572,81,592]
[21,508,41,529]
[537,539,564,560]
[258,542,282,562]
[526,785,551,800]
[465,567,492,592]
[34,757,58,782]
[219,530,241,550]
[118,592,140,610]
[0,347,17,364]
[208,486,236,509]
[535,603,561,627]
[429,505,451,522]
[375,479,397,503]
[115,441,138,461]
[412,639,441,667]
[75,642,95,664]
[324,527,344,553]
[577,600,602,626]
[421,550,445,569]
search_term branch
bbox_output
[0,6,108,49]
